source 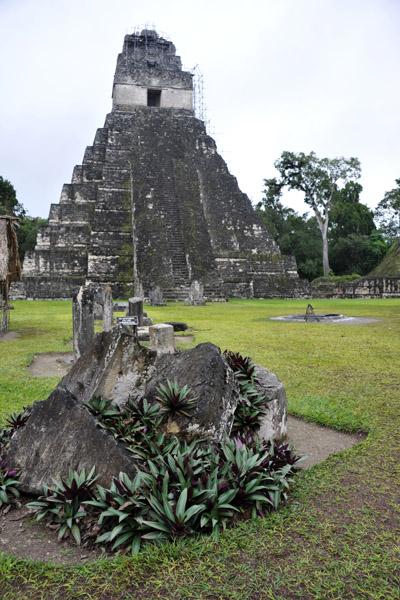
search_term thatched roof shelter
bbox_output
[0,215,21,334]
[0,215,22,284]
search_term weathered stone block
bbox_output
[59,326,158,406]
[72,286,94,360]
[186,280,205,305]
[137,326,150,341]
[128,297,144,326]
[113,301,129,312]
[149,324,175,354]
[255,365,287,440]
[144,342,240,442]
[102,286,113,331]
[149,286,165,306]
[7,387,139,496]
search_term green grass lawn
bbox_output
[1,298,399,599]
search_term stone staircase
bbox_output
[159,168,190,286]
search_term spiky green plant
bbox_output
[27,467,99,545]
[4,408,30,434]
[0,459,20,507]
[155,380,197,417]
[83,396,120,421]
[223,350,257,381]
[123,396,163,430]
[87,471,152,555]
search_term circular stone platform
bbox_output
[269,315,379,325]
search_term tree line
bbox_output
[0,176,47,263]
[257,151,399,281]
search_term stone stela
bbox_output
[72,285,114,361]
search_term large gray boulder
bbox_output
[60,331,240,443]
[59,326,158,406]
[255,365,287,440]
[7,387,139,496]
[144,342,240,442]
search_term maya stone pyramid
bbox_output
[19,30,306,300]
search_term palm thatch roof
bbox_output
[0,216,22,283]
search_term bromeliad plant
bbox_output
[5,408,30,433]
[1,408,30,458]
[217,437,290,514]
[142,471,206,541]
[155,380,197,417]
[84,395,164,448]
[88,434,301,552]
[0,459,20,508]
[86,471,152,555]
[27,467,99,545]
[223,350,268,433]
[123,396,163,431]
[83,396,120,421]
[83,396,124,439]
[223,350,257,382]
[233,380,268,433]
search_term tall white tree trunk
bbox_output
[321,220,331,276]
[311,201,331,276]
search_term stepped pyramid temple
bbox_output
[18,30,306,301]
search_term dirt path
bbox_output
[27,352,74,377]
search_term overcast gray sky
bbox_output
[1,0,399,219]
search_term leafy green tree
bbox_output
[0,176,25,218]
[374,178,400,244]
[0,175,46,262]
[327,181,387,275]
[264,151,361,276]
[258,176,386,279]
[329,182,375,240]
[256,196,322,281]
[329,231,387,275]
[279,215,322,280]
[256,191,296,241]
[17,216,47,262]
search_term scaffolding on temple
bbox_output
[192,65,212,133]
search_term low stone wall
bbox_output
[312,276,400,299]
[10,276,86,300]
[216,254,311,299]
